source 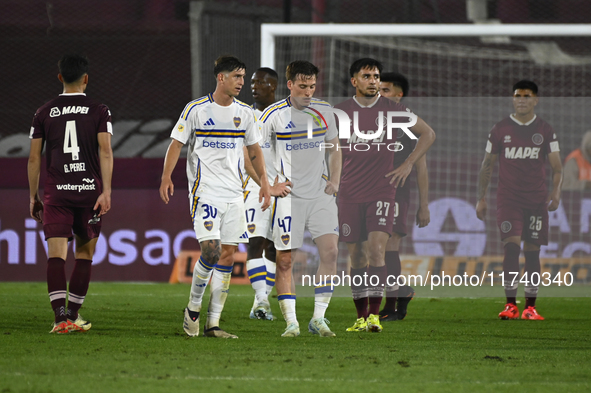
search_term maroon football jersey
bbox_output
[392,131,417,169]
[336,96,413,203]
[486,115,559,208]
[30,94,112,207]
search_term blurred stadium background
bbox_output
[1,0,590,285]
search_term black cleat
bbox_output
[396,285,415,320]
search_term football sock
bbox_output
[67,258,92,321]
[206,264,232,328]
[278,294,297,325]
[383,251,401,311]
[503,242,521,305]
[524,250,541,308]
[246,258,267,303]
[188,256,214,312]
[312,281,334,319]
[350,267,368,319]
[368,265,387,316]
[264,257,276,295]
[47,257,67,323]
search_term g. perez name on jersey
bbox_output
[63,162,86,173]
[50,106,90,117]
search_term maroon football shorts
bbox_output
[338,195,397,243]
[496,203,549,245]
[43,204,101,241]
[391,180,411,237]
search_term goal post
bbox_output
[261,23,591,292]
[261,23,591,70]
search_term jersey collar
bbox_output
[510,113,536,126]
[353,93,380,108]
[59,93,86,96]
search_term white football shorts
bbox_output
[191,197,248,245]
[244,190,273,241]
[272,193,339,251]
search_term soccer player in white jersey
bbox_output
[243,67,281,320]
[159,56,272,338]
[259,60,342,337]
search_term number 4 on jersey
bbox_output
[63,120,80,161]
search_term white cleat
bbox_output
[250,299,274,321]
[203,326,238,339]
[183,308,200,337]
[281,323,300,337]
[308,317,336,337]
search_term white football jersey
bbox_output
[242,107,278,197]
[259,97,338,199]
[170,94,261,205]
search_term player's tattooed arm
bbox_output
[547,151,563,212]
[476,152,497,220]
[200,239,221,264]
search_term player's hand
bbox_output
[416,205,430,228]
[324,179,339,195]
[30,196,43,223]
[476,199,487,221]
[271,176,292,198]
[259,182,272,211]
[159,178,174,204]
[547,192,560,212]
[93,192,111,217]
[386,161,412,187]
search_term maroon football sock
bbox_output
[67,259,92,320]
[503,243,521,305]
[383,251,401,311]
[350,267,368,319]
[47,257,67,323]
[368,265,387,316]
[524,250,540,308]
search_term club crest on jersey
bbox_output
[376,115,388,127]
[281,234,290,245]
[501,221,512,233]
[233,117,241,128]
[247,224,256,234]
[532,133,544,145]
[342,224,351,237]
[204,221,214,231]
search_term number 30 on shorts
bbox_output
[529,216,542,231]
[376,201,398,217]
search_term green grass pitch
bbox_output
[0,282,590,392]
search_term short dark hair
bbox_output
[256,67,279,81]
[213,55,246,77]
[381,72,409,97]
[58,54,89,84]
[349,58,383,77]
[513,80,538,95]
[285,60,319,82]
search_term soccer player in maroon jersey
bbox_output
[378,72,430,322]
[476,80,562,321]
[28,54,113,334]
[336,59,435,332]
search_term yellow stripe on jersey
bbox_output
[276,129,326,139]
[260,101,290,123]
[182,96,211,120]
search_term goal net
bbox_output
[262,24,591,292]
